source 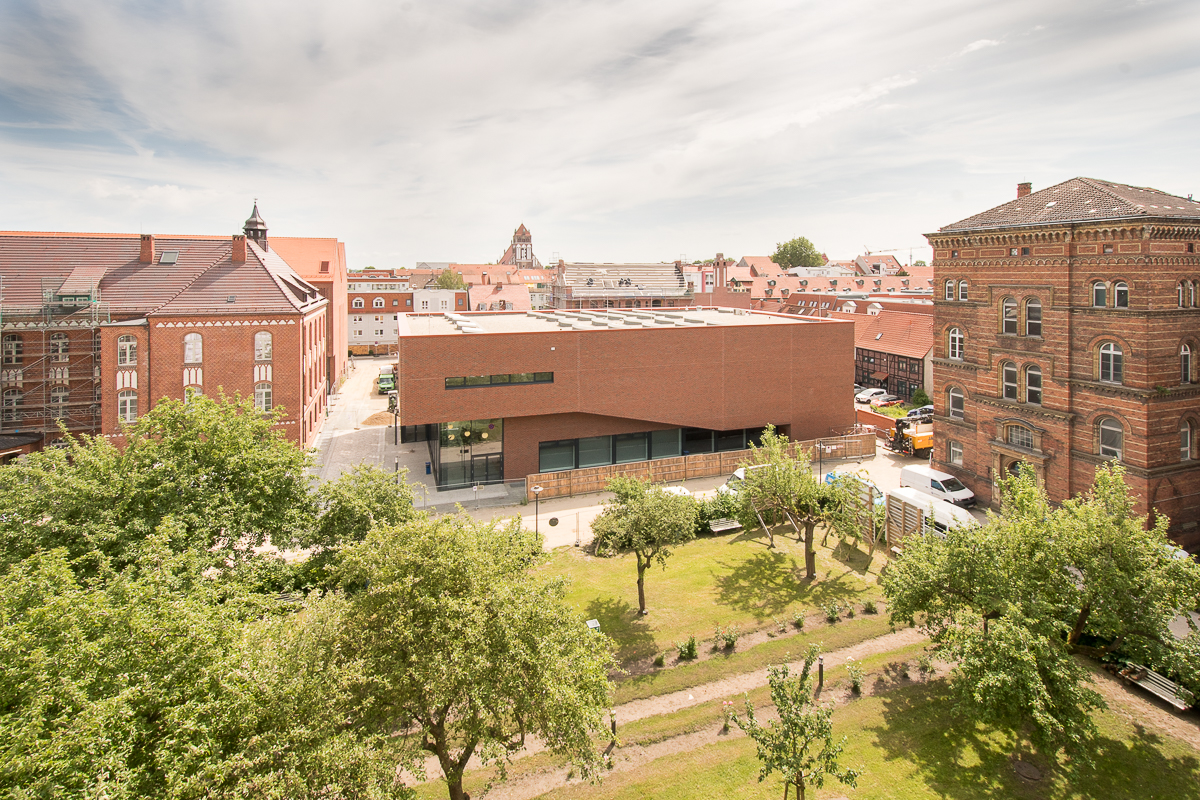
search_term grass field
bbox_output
[542,527,884,666]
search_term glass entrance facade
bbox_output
[429,418,503,489]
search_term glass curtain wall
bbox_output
[539,425,775,472]
[433,418,504,488]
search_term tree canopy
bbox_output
[435,269,467,289]
[336,513,616,800]
[882,463,1200,758]
[771,236,824,269]
[592,475,700,614]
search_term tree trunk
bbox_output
[804,522,817,579]
[636,552,648,614]
[1067,602,1092,648]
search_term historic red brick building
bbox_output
[928,178,1200,549]
[0,207,330,449]
[394,308,854,488]
[271,233,349,392]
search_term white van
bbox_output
[885,486,978,544]
[899,464,976,507]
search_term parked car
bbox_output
[855,388,888,404]
[824,471,884,507]
[853,383,864,395]
[907,404,935,418]
[716,464,770,496]
[870,394,902,408]
[899,464,976,507]
[660,485,692,497]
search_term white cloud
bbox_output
[960,38,1001,55]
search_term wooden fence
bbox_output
[524,432,876,501]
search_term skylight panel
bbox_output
[159,250,179,264]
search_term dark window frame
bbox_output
[445,372,554,389]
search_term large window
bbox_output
[958,280,969,301]
[948,328,964,360]
[1114,281,1129,309]
[948,440,963,466]
[1026,298,1042,337]
[445,372,553,389]
[254,382,272,412]
[50,386,69,417]
[50,333,69,362]
[614,432,648,463]
[1001,297,1017,334]
[117,390,137,423]
[1026,365,1042,405]
[1098,417,1123,460]
[117,335,137,366]
[1092,282,1107,307]
[1182,344,1192,384]
[183,333,203,364]
[944,280,955,301]
[1182,421,1194,462]
[2,335,22,366]
[947,387,965,420]
[577,436,612,468]
[538,440,575,472]
[1181,281,1190,308]
[254,331,273,362]
[1099,342,1123,384]
[1007,425,1034,450]
[1001,361,1017,400]
[2,388,22,422]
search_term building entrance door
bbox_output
[471,453,503,485]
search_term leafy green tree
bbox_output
[771,236,823,269]
[592,476,700,614]
[336,513,616,800]
[736,645,861,800]
[306,463,417,552]
[0,527,407,799]
[913,259,927,266]
[882,463,1200,758]
[909,387,931,408]
[0,392,315,577]
[435,269,467,289]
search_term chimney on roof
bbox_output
[139,234,155,264]
[232,234,247,264]
[1017,182,1032,198]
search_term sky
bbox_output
[1,0,1199,270]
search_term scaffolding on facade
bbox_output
[0,276,111,444]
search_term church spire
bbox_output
[244,201,268,250]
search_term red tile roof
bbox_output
[270,236,346,281]
[835,310,933,359]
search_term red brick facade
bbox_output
[928,179,1200,550]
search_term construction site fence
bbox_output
[524,432,876,501]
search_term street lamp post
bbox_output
[531,485,544,533]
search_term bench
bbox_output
[1119,662,1192,711]
[709,517,743,534]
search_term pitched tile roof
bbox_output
[836,310,933,359]
[470,282,532,311]
[269,237,346,281]
[939,177,1200,232]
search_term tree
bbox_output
[591,475,700,614]
[335,513,616,800]
[305,463,417,552]
[736,645,861,800]
[913,259,927,267]
[882,463,1200,758]
[909,387,931,408]
[739,427,842,578]
[0,529,406,799]
[0,392,316,578]
[435,269,467,289]
[771,237,823,269]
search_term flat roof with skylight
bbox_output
[400,307,822,336]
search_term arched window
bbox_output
[254,331,273,362]
[958,280,969,301]
[1025,298,1042,337]
[117,335,137,366]
[50,333,69,362]
[1099,342,1123,384]
[1180,281,1188,308]
[1182,420,1195,461]
[947,387,965,420]
[1001,361,1018,400]
[2,335,22,366]
[1092,281,1107,307]
[1026,365,1042,405]
[1001,297,1017,334]
[1191,281,1197,308]
[948,327,964,360]
[1183,344,1193,384]
[117,390,137,423]
[373,297,384,308]
[254,382,273,412]
[2,388,22,421]
[352,297,364,309]
[1098,417,1123,460]
[944,280,955,301]
[1006,425,1033,450]
[1114,281,1129,308]
[183,333,203,364]
[50,386,69,417]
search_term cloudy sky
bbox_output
[2,0,1198,269]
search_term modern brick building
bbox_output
[0,208,330,450]
[927,178,1200,549]
[395,308,855,489]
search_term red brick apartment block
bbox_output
[927,177,1200,550]
[395,308,854,489]
[0,206,331,450]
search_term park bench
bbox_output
[709,517,742,534]
[1118,662,1192,711]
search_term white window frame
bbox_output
[183,333,203,364]
[949,440,963,465]
[1182,344,1192,385]
[948,387,965,420]
[1026,365,1042,405]
[352,298,365,309]
[1092,282,1107,308]
[1182,420,1194,462]
[1098,417,1123,460]
[1099,342,1123,384]
[1114,281,1129,309]
[373,297,385,308]
[254,382,273,412]
[1001,362,1018,400]
[117,335,137,366]
[1001,298,1017,335]
[1025,298,1042,337]
[948,328,964,360]
[254,331,272,362]
[117,390,137,423]
[958,280,968,301]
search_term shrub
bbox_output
[846,606,856,618]
[676,636,698,660]
[910,387,931,408]
[917,652,934,676]
[653,652,665,667]
[863,599,878,615]
[847,661,865,694]
[791,611,805,630]
[695,492,747,537]
[713,624,740,650]
[822,602,842,623]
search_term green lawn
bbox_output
[543,528,884,667]
[540,678,1200,800]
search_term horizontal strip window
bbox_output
[445,372,553,389]
[539,426,771,472]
